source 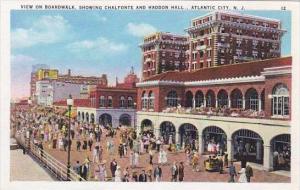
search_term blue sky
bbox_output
[11,10,291,99]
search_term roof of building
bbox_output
[144,56,292,82]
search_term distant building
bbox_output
[140,32,189,80]
[30,64,49,99]
[33,68,108,106]
[75,69,139,128]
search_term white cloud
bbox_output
[11,15,71,49]
[67,37,128,53]
[126,22,157,37]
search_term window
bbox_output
[148,91,155,109]
[119,96,125,108]
[99,96,106,107]
[141,91,148,110]
[127,97,133,108]
[272,84,289,116]
[166,91,178,107]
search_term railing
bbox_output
[15,132,85,181]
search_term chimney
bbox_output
[68,69,71,76]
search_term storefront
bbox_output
[160,121,176,144]
[99,113,112,128]
[119,114,131,126]
[271,134,290,171]
[179,123,198,149]
[232,129,264,164]
[202,126,227,153]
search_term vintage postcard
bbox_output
[1,1,299,190]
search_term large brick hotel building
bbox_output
[136,11,291,171]
[63,11,290,172]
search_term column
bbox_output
[263,145,273,171]
[242,95,246,109]
[192,98,196,109]
[176,132,180,145]
[198,135,204,155]
[227,139,233,161]
[228,97,231,108]
[203,97,207,107]
[215,99,218,108]
[258,94,262,111]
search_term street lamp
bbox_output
[66,94,73,180]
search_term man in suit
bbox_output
[170,161,178,182]
[110,159,117,180]
[138,170,147,182]
[228,161,237,182]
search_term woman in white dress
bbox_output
[238,168,248,183]
[114,166,122,182]
[140,139,144,154]
[134,152,139,166]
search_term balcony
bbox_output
[156,106,290,121]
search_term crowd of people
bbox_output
[11,105,258,183]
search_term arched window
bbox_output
[206,90,215,107]
[245,88,258,111]
[195,91,204,108]
[99,96,105,107]
[230,89,243,108]
[148,91,155,109]
[166,90,178,107]
[185,91,193,107]
[141,91,148,110]
[127,96,133,108]
[119,96,125,108]
[272,84,289,116]
[107,96,113,107]
[217,89,228,108]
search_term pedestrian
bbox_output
[228,161,237,183]
[153,164,162,182]
[81,161,89,180]
[118,144,124,158]
[88,138,93,151]
[178,162,184,182]
[224,153,229,168]
[147,168,153,182]
[73,160,81,176]
[138,170,147,182]
[98,161,107,181]
[110,159,117,181]
[76,139,81,151]
[123,167,130,182]
[98,146,103,162]
[149,149,153,165]
[218,156,224,174]
[241,152,247,168]
[191,152,199,172]
[114,166,122,182]
[132,171,138,182]
[156,138,161,152]
[238,168,247,183]
[134,152,139,167]
[170,161,178,182]
[245,164,253,182]
[129,151,134,168]
[162,149,168,165]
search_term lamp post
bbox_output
[66,94,73,180]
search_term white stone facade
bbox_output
[76,107,136,128]
[137,111,290,171]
